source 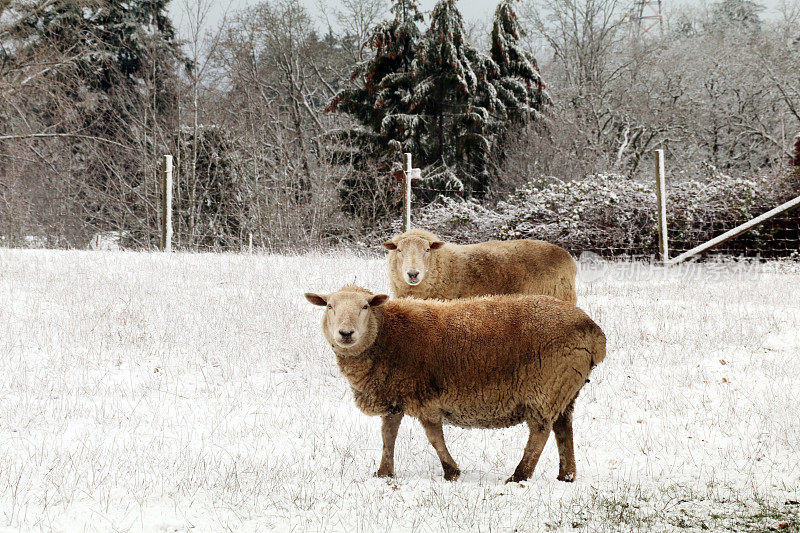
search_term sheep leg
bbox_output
[420,419,461,481]
[553,399,577,482]
[374,412,404,478]
[506,420,552,483]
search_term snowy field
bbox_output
[1,248,799,532]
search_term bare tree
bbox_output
[175,0,235,247]
[1,0,183,247]
[507,0,800,181]
[200,0,369,248]
[317,0,389,62]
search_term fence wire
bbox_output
[665,199,800,260]
[4,175,800,259]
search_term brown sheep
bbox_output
[304,285,605,483]
[382,229,578,304]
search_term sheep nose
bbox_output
[407,270,419,281]
[339,330,354,340]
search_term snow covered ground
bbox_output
[0,249,798,532]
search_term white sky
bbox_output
[168,1,494,37]
[167,0,786,41]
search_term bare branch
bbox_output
[0,133,133,150]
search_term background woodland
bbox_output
[1,0,799,254]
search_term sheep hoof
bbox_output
[557,472,576,482]
[442,464,461,481]
[505,471,529,484]
[374,469,394,478]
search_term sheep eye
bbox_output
[362,304,369,310]
[326,304,332,309]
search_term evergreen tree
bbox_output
[8,0,185,243]
[326,0,424,219]
[14,0,183,126]
[328,0,424,160]
[413,0,497,194]
[175,125,247,249]
[329,0,550,201]
[709,0,764,31]
[490,0,551,122]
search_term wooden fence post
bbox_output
[654,149,669,263]
[161,154,173,252]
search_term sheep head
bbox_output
[305,285,388,356]
[383,230,445,287]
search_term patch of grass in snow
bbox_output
[672,499,800,531]
[591,494,655,529]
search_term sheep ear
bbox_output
[305,293,328,306]
[430,241,445,250]
[382,241,397,250]
[369,294,389,307]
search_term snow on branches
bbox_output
[327,0,549,198]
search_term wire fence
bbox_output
[3,167,800,260]
[660,171,800,260]
[404,169,800,261]
[666,205,800,260]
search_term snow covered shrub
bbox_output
[412,196,504,243]
[384,170,797,258]
[665,174,773,253]
[493,171,798,257]
[666,165,800,256]
[496,174,658,255]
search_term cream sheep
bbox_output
[304,285,605,482]
[382,229,578,304]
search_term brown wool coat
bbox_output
[337,292,603,427]
[307,285,605,482]
[385,229,578,304]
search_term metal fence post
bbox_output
[403,153,412,232]
[161,155,173,252]
[655,149,669,263]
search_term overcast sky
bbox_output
[168,0,494,37]
[168,0,785,41]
